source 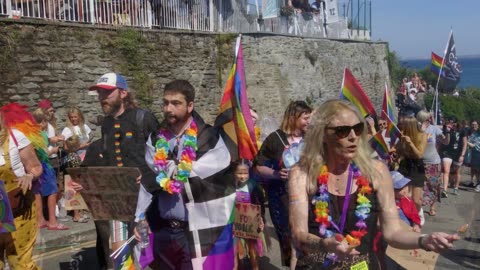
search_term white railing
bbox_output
[0,0,367,40]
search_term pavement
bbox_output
[32,170,480,269]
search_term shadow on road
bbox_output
[58,247,96,270]
[441,248,480,269]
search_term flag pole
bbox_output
[432,30,452,125]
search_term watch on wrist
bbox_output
[418,234,431,251]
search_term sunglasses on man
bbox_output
[326,122,364,139]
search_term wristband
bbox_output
[418,234,431,251]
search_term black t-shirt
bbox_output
[441,129,466,156]
[83,108,160,193]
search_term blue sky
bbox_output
[371,0,480,59]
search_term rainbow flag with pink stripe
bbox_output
[340,68,376,117]
[431,52,445,77]
[369,132,389,160]
[382,82,396,123]
[218,36,258,160]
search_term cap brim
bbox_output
[89,84,117,91]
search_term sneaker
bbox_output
[453,188,458,195]
[467,182,477,188]
[475,185,480,192]
[441,190,448,198]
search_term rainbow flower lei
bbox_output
[153,120,198,194]
[312,163,373,248]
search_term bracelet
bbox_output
[418,234,431,251]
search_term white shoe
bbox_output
[419,208,425,226]
[475,185,480,192]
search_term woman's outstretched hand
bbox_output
[422,232,460,253]
[324,236,361,261]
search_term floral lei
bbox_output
[153,120,198,194]
[312,163,373,249]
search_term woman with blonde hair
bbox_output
[255,100,312,268]
[395,116,427,217]
[289,99,459,269]
[61,107,92,161]
[0,103,44,269]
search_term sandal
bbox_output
[73,216,89,223]
[38,222,49,229]
[48,223,70,230]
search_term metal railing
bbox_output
[0,0,369,40]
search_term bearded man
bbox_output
[86,72,160,269]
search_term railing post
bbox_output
[6,0,12,18]
[209,0,213,31]
[89,0,95,24]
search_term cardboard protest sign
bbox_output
[233,202,261,239]
[64,174,88,211]
[67,167,141,221]
[385,222,439,269]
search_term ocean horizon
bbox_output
[401,56,479,89]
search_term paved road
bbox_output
[32,178,479,270]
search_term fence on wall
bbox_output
[0,0,369,40]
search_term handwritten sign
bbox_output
[64,174,88,211]
[233,202,261,239]
[67,167,141,221]
[385,222,439,269]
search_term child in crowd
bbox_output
[233,159,266,270]
[63,135,89,223]
[391,171,421,232]
[32,108,70,230]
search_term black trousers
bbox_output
[151,227,193,270]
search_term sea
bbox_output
[401,56,480,89]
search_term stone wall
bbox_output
[0,20,390,135]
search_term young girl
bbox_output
[63,136,89,223]
[233,159,266,270]
[32,108,70,230]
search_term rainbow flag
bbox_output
[112,241,135,270]
[431,52,445,77]
[385,114,402,145]
[369,132,389,160]
[339,68,376,117]
[382,82,396,123]
[217,36,258,160]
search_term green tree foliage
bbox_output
[386,49,408,90]
[425,89,480,122]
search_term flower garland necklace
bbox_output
[312,163,373,249]
[153,120,198,194]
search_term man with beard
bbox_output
[137,80,235,270]
[86,72,160,269]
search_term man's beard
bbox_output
[164,113,188,126]
[102,96,122,116]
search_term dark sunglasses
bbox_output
[326,122,364,138]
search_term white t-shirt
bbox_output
[61,124,91,157]
[46,123,57,158]
[0,129,30,178]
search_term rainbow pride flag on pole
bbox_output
[339,68,376,117]
[431,52,445,77]
[385,114,402,145]
[381,82,396,123]
[217,35,258,160]
[369,132,389,160]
